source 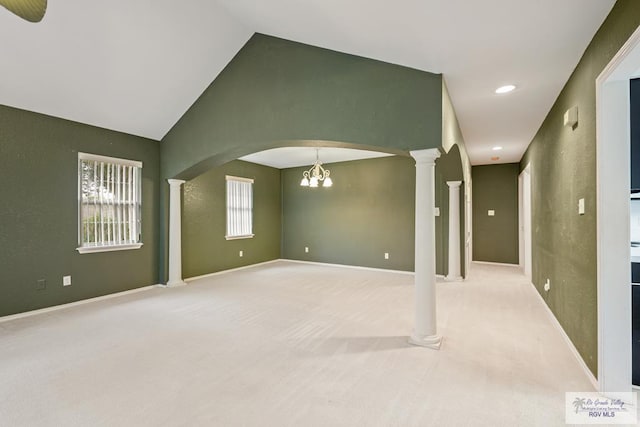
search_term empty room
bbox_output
[2,1,640,426]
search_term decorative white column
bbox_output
[167,179,187,287]
[409,148,442,350]
[446,181,463,281]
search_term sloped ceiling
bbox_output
[0,0,616,164]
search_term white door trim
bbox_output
[518,171,524,268]
[595,23,640,397]
[518,164,532,280]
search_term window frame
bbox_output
[225,175,254,240]
[77,152,143,254]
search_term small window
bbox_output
[77,152,143,253]
[226,175,254,240]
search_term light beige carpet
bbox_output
[0,261,596,426]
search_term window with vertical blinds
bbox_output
[77,153,143,253]
[226,175,254,240]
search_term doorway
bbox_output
[519,164,532,281]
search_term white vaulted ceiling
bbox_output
[0,0,616,164]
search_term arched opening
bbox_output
[176,142,414,279]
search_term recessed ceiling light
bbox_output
[492,146,503,151]
[495,85,516,94]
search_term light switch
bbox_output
[63,276,71,286]
[488,210,495,216]
[239,250,243,257]
[564,106,579,127]
[578,198,585,215]
[434,207,440,216]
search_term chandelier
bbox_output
[300,149,333,188]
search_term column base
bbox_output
[445,275,463,282]
[408,334,443,350]
[166,280,187,288]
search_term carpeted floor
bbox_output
[0,261,598,426]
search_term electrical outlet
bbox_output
[384,252,389,260]
[63,276,72,286]
[239,250,243,257]
[544,279,551,292]
[434,207,440,217]
[305,247,309,253]
[36,279,46,291]
[488,210,495,216]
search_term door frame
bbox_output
[595,23,640,397]
[518,163,532,281]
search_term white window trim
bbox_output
[225,175,254,184]
[79,152,142,168]
[225,175,254,240]
[225,234,255,241]
[77,243,143,254]
[77,152,143,254]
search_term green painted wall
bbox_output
[435,144,466,276]
[182,160,281,278]
[471,164,519,264]
[435,165,445,275]
[282,156,415,271]
[161,33,443,181]
[520,0,640,376]
[0,104,160,317]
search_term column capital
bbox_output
[167,179,186,187]
[410,148,441,165]
[446,180,463,188]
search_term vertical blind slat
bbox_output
[108,163,112,244]
[99,161,104,245]
[128,166,132,243]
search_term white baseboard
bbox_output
[184,259,282,282]
[472,260,520,267]
[529,283,599,390]
[281,259,415,275]
[0,284,158,323]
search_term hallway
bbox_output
[0,262,594,426]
